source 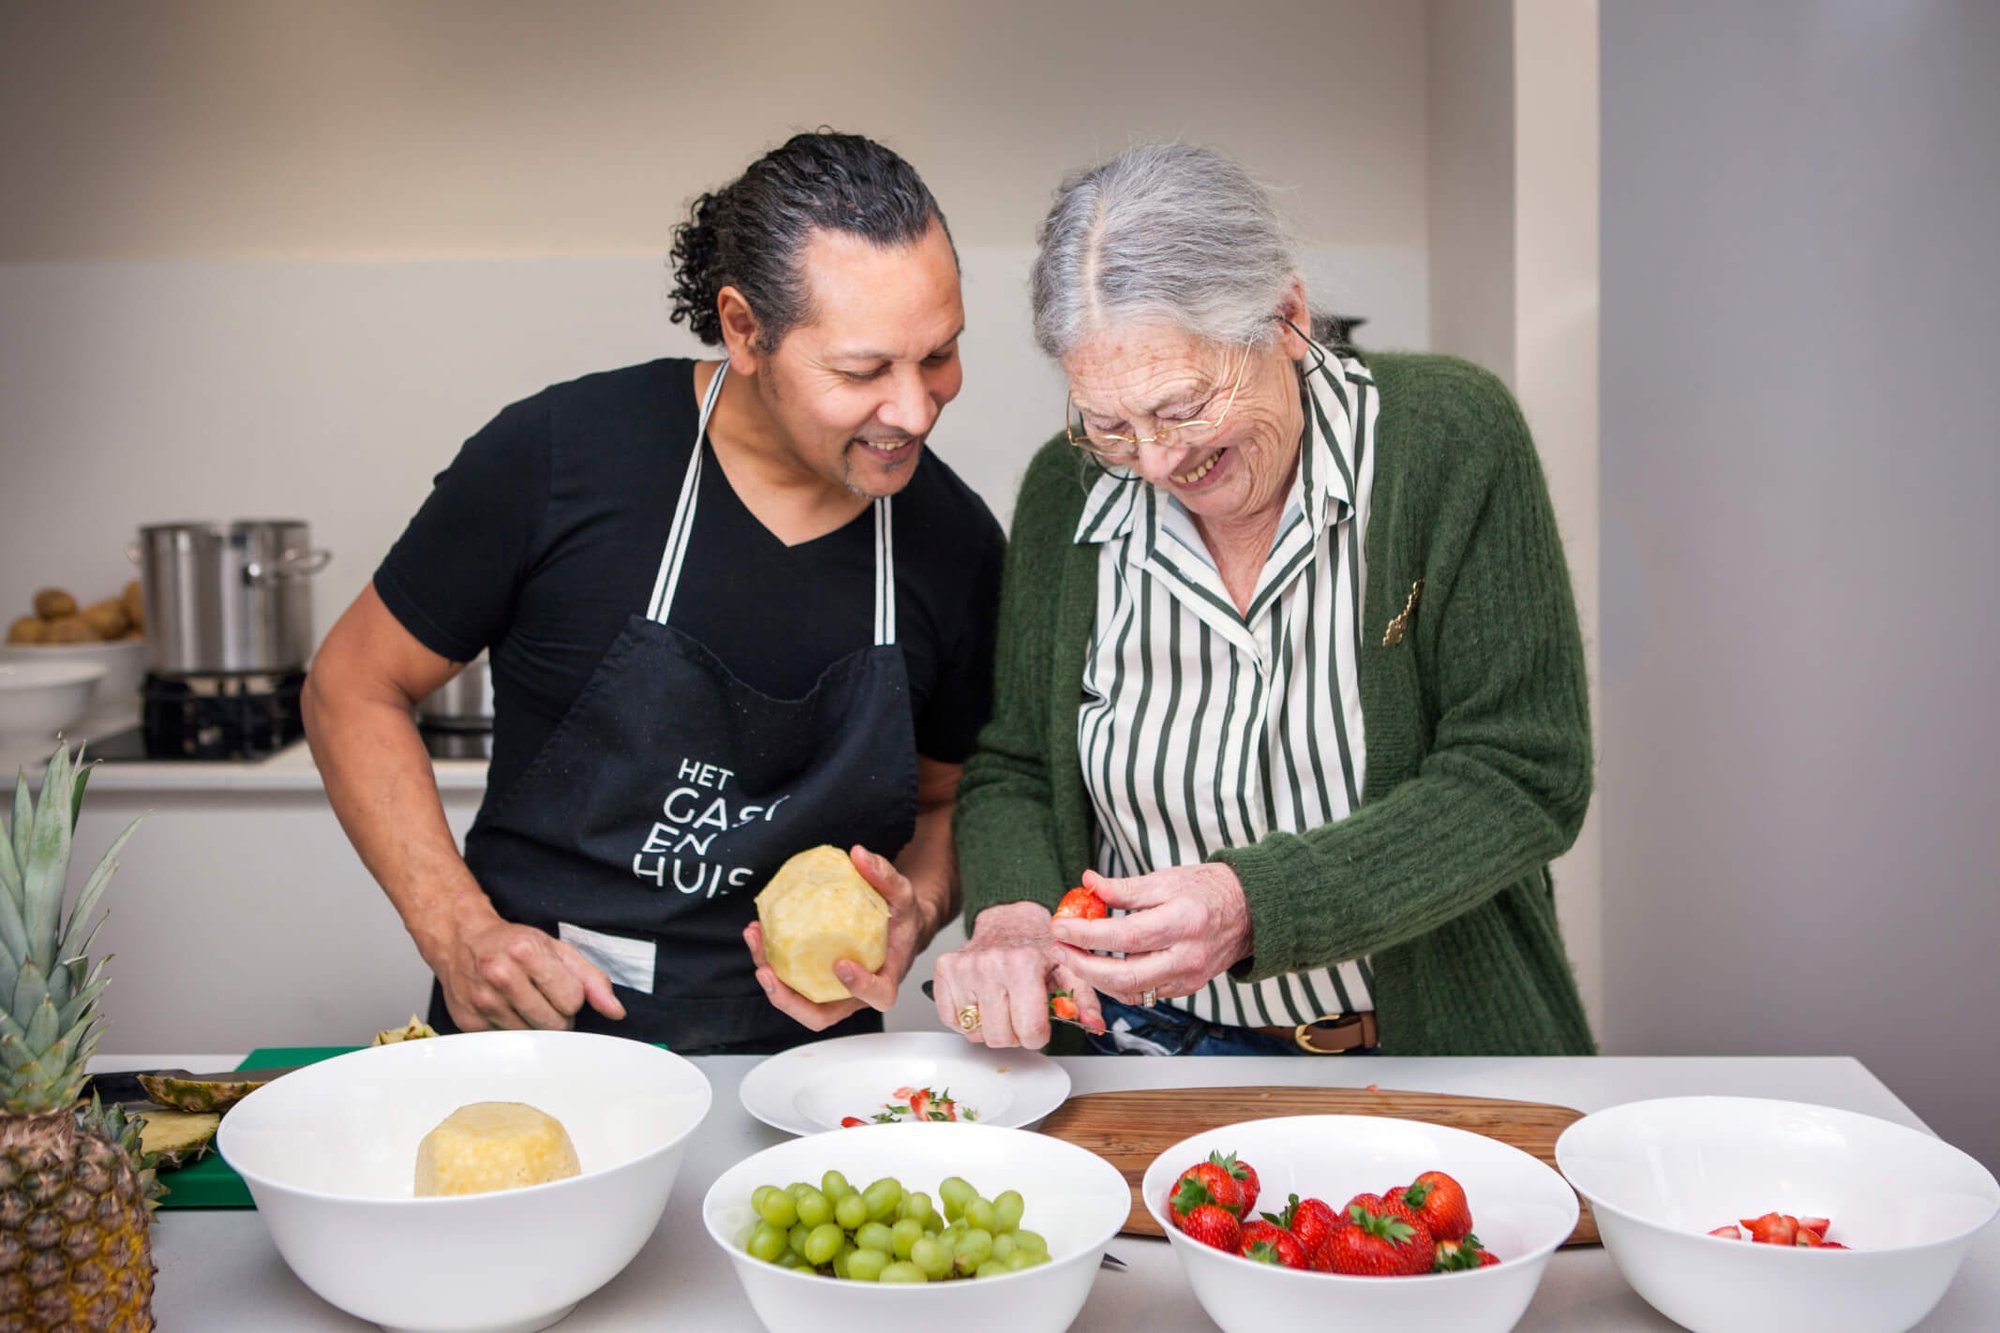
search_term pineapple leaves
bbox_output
[23,743,76,972]
[65,815,142,961]
[0,793,20,906]
[70,756,94,831]
[9,771,29,901]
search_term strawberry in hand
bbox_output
[1052,885,1109,920]
[1398,1170,1474,1242]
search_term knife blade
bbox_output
[82,1065,307,1107]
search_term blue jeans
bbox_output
[1083,996,1311,1057]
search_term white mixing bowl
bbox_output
[1556,1096,2000,1333]
[217,1030,713,1333]
[0,660,105,740]
[703,1121,1129,1333]
[0,638,145,710]
[1141,1114,1579,1333]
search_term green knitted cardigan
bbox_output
[954,352,1596,1056]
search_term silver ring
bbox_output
[1139,988,1159,1008]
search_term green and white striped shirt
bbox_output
[1074,344,1378,1028]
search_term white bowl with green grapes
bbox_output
[701,1121,1129,1333]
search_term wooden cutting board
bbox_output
[1036,1086,1598,1247]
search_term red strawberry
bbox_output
[1740,1212,1798,1246]
[1048,991,1081,1021]
[1347,1190,1422,1231]
[1178,1203,1243,1252]
[1431,1232,1494,1273]
[1171,1162,1244,1221]
[1800,1216,1832,1237]
[1053,886,1108,920]
[1707,1224,1743,1239]
[1264,1193,1343,1257]
[1323,1203,1434,1277]
[1211,1151,1261,1215]
[1238,1220,1308,1269]
[838,1116,867,1128]
[1795,1226,1826,1248]
[1400,1170,1474,1242]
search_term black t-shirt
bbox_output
[375,359,1005,804]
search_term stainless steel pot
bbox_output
[417,653,494,729]
[132,521,331,676]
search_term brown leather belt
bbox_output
[1252,1011,1379,1055]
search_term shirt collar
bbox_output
[1072,339,1369,546]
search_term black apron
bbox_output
[434,363,918,1052]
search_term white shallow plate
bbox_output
[739,1031,1071,1135]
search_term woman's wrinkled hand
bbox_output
[931,900,1106,1049]
[1046,865,1253,1004]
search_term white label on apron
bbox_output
[558,922,657,995]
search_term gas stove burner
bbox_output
[140,670,306,760]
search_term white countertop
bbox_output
[101,1053,1999,1331]
[0,712,488,793]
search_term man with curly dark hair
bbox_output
[306,131,1001,1053]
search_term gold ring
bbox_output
[1140,988,1160,1008]
[956,1004,982,1032]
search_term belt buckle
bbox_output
[1295,1013,1349,1055]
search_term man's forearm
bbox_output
[303,674,498,965]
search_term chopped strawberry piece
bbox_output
[1707,1224,1743,1239]
[1800,1216,1831,1235]
[1740,1212,1798,1245]
[839,1116,867,1128]
[1053,886,1109,920]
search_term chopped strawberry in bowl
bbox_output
[1555,1096,2000,1333]
[1140,1115,1579,1333]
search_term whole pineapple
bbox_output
[0,743,151,1330]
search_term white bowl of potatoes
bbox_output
[218,1030,713,1333]
[2,582,148,710]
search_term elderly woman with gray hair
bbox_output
[932,145,1595,1057]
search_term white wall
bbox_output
[1601,0,2000,1170]
[1423,0,1603,1028]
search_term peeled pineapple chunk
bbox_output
[371,1014,438,1046]
[136,1110,221,1169]
[414,1102,580,1197]
[755,845,890,1004]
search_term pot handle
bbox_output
[243,547,334,584]
[126,541,140,565]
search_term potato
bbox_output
[80,598,130,639]
[414,1102,580,1197]
[42,615,99,643]
[754,845,889,1004]
[121,579,145,630]
[6,615,47,644]
[32,588,77,620]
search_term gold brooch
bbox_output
[1382,578,1424,647]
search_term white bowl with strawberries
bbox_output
[1141,1114,1579,1333]
[1555,1095,2000,1333]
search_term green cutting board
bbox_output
[156,1047,358,1210]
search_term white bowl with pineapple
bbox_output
[217,1030,713,1333]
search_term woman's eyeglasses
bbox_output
[1065,343,1253,463]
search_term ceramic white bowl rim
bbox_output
[1555,1095,2000,1257]
[0,660,107,689]
[1141,1113,1581,1285]
[700,1119,1129,1292]
[217,1032,714,1208]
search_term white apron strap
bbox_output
[647,360,897,645]
[647,361,731,624]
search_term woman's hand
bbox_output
[744,845,922,1031]
[931,901,1106,1049]
[1048,866,1253,1004]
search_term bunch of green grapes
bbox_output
[741,1171,1052,1282]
